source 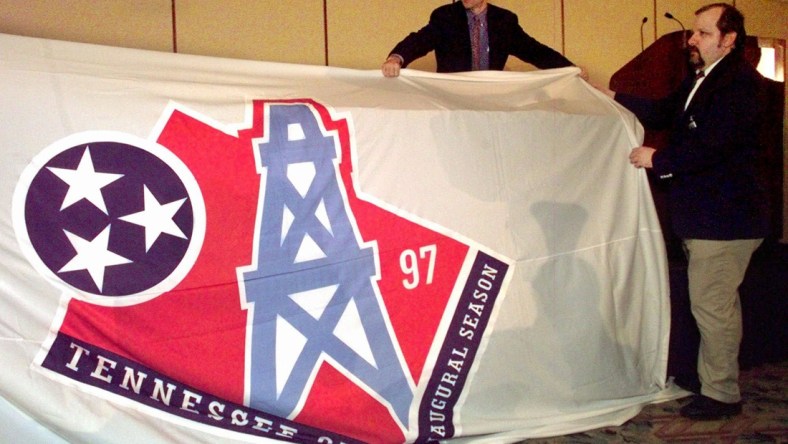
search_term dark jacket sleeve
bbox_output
[616,54,768,239]
[388,5,461,69]
[651,66,760,179]
[615,55,762,183]
[614,89,683,131]
[492,8,573,69]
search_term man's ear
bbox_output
[722,31,737,49]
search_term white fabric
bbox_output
[0,33,682,443]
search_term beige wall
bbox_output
[175,0,325,64]
[328,0,447,72]
[1,0,784,80]
[565,0,651,82]
[1,0,786,238]
[0,0,173,51]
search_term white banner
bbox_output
[0,33,678,443]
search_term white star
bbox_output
[119,185,187,252]
[48,147,123,214]
[59,225,132,292]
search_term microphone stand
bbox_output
[664,12,687,48]
[640,17,648,52]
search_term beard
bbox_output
[688,47,705,70]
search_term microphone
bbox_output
[664,12,687,48]
[640,17,648,52]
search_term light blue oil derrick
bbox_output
[242,104,412,427]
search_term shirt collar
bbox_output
[466,8,488,21]
[698,54,725,78]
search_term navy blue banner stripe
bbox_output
[416,251,509,442]
[41,332,363,444]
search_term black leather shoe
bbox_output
[680,395,742,420]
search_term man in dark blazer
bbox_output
[381,0,582,77]
[602,3,769,420]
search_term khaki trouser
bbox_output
[683,238,763,403]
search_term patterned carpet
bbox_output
[524,360,788,443]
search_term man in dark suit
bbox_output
[381,0,583,77]
[601,3,769,420]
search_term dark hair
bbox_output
[696,3,747,53]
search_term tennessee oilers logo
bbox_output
[239,104,414,427]
[13,131,205,305]
[17,101,510,444]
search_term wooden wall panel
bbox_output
[655,0,729,38]
[735,0,788,41]
[175,0,324,65]
[494,0,564,71]
[326,0,447,71]
[0,0,173,51]
[564,0,653,83]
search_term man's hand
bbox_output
[578,66,590,81]
[629,146,656,169]
[590,81,616,99]
[382,55,402,78]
